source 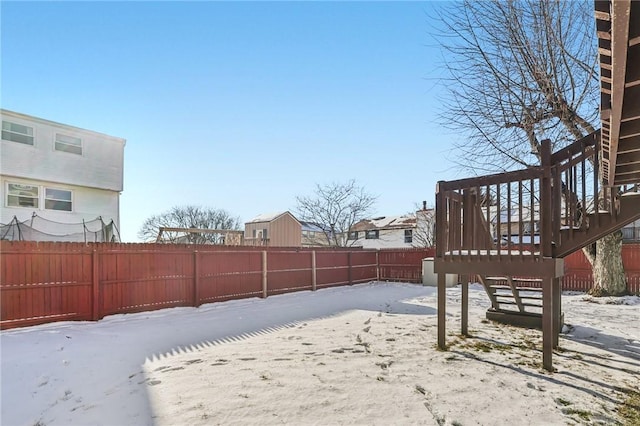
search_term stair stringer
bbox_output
[555,193,640,258]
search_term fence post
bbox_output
[376,250,380,281]
[91,249,100,321]
[262,251,268,298]
[348,251,353,285]
[193,250,199,307]
[311,250,317,291]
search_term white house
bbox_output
[349,214,418,249]
[0,109,126,241]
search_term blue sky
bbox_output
[2,1,459,242]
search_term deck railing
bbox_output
[436,131,609,261]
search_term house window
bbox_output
[7,183,39,208]
[55,133,82,155]
[262,229,268,240]
[45,188,72,211]
[6,183,73,212]
[365,230,379,239]
[404,229,413,243]
[348,231,359,240]
[2,121,34,145]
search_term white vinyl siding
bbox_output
[2,121,34,145]
[55,133,82,155]
[1,110,125,192]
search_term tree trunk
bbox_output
[583,231,626,296]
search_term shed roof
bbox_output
[246,211,301,225]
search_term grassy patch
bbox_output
[562,407,592,421]
[554,397,572,406]
[463,340,512,353]
[619,389,640,426]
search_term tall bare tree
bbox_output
[296,180,377,247]
[435,0,626,295]
[138,205,241,244]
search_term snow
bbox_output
[1,282,639,425]
[359,214,416,230]
[246,212,287,223]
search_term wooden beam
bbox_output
[461,274,469,336]
[542,278,554,371]
[437,272,446,350]
[553,278,562,349]
[604,0,632,185]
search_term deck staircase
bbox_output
[435,132,640,328]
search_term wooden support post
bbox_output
[193,250,200,307]
[91,249,100,321]
[542,277,554,371]
[311,251,317,291]
[348,251,353,285]
[540,140,553,259]
[553,277,562,349]
[375,250,380,281]
[437,272,447,350]
[461,274,469,336]
[262,251,268,298]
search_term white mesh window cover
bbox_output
[0,214,120,242]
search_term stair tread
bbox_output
[495,300,542,307]
[489,284,543,291]
[485,277,543,282]
[494,293,543,300]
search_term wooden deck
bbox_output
[435,0,640,372]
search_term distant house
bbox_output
[300,221,332,247]
[244,211,302,247]
[622,219,640,242]
[349,214,417,249]
[0,109,125,241]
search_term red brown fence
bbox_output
[3,241,637,331]
[378,247,435,282]
[0,242,429,330]
[562,244,640,294]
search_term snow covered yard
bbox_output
[1,282,638,425]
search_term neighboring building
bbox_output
[244,211,302,247]
[300,221,332,247]
[622,219,640,242]
[0,109,126,241]
[349,214,417,249]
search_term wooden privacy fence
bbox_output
[0,242,432,330]
[379,247,435,282]
[561,244,640,294]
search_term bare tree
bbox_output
[413,202,436,248]
[295,180,377,247]
[435,0,626,295]
[138,205,241,244]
